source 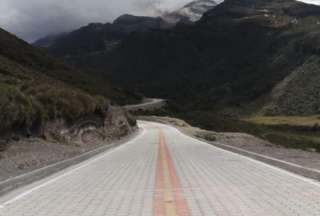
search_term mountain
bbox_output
[162,0,218,24]
[34,15,170,57]
[113,14,170,32]
[33,0,217,67]
[0,27,138,138]
[33,33,66,48]
[107,0,320,115]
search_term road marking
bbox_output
[0,128,145,209]
[154,129,190,216]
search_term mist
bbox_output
[0,0,317,42]
[0,0,195,42]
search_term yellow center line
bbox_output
[154,129,190,216]
[161,139,177,215]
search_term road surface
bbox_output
[124,98,165,111]
[1,121,320,215]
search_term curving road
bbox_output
[1,121,320,215]
[124,98,166,111]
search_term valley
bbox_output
[1,0,320,215]
[11,0,320,178]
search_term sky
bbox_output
[0,0,318,42]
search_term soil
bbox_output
[0,106,136,182]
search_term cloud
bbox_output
[0,0,318,42]
[0,0,193,42]
[298,0,320,5]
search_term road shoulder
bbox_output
[140,116,320,182]
[0,128,141,197]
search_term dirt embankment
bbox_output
[0,106,136,181]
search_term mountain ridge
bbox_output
[33,0,320,115]
[107,0,320,115]
[34,0,219,58]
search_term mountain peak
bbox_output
[163,0,218,23]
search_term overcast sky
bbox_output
[0,0,318,42]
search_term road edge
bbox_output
[0,128,141,197]
[140,119,320,182]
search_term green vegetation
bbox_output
[243,115,320,128]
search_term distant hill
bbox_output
[34,15,170,57]
[32,14,173,75]
[33,0,218,71]
[107,0,320,115]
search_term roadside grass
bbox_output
[240,115,320,152]
[242,115,320,128]
[188,113,320,152]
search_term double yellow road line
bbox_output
[154,130,190,216]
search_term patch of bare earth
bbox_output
[0,107,137,182]
[0,139,82,181]
[0,129,133,182]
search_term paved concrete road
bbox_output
[124,98,165,111]
[1,121,320,216]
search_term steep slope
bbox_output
[108,0,320,115]
[0,28,135,139]
[264,56,320,115]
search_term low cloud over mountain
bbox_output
[0,0,315,42]
[0,0,196,42]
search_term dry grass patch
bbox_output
[242,116,320,128]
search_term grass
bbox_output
[197,114,320,152]
[243,115,320,128]
[0,54,109,135]
[240,115,320,152]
